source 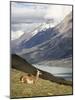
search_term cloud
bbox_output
[11,2,48,24]
[11,23,41,32]
[11,2,72,25]
[11,30,24,40]
[11,2,72,40]
[45,5,72,24]
[11,23,42,40]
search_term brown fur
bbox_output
[20,70,42,84]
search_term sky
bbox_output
[11,2,72,40]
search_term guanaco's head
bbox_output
[37,70,42,76]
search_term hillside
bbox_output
[11,68,72,98]
[11,54,72,85]
[11,54,72,98]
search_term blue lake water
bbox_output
[33,64,72,81]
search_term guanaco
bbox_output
[20,70,42,84]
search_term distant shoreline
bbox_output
[33,64,72,81]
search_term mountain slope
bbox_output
[18,12,72,63]
[11,23,52,53]
[11,54,72,85]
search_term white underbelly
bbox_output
[27,79,33,84]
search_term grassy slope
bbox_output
[12,54,72,86]
[10,68,72,98]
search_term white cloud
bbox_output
[11,23,42,40]
[11,2,47,24]
[11,31,24,40]
[11,2,72,24]
[45,5,72,25]
[11,2,72,40]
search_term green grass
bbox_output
[10,68,72,98]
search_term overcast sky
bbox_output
[11,2,72,40]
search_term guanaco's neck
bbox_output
[35,70,40,81]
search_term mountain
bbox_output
[18,26,57,48]
[11,23,52,53]
[12,54,37,74]
[17,12,72,63]
[11,12,72,64]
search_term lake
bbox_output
[33,64,72,81]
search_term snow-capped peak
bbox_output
[32,22,51,36]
